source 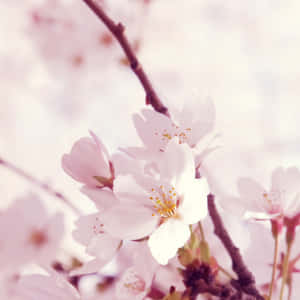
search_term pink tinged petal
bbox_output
[70,258,109,276]
[81,186,119,211]
[35,213,65,266]
[148,219,190,265]
[16,274,80,300]
[159,139,195,191]
[180,179,209,224]
[178,97,216,146]
[86,233,121,260]
[194,133,222,168]
[132,242,159,282]
[133,109,172,150]
[187,98,216,144]
[271,167,300,214]
[114,175,150,206]
[270,167,285,190]
[118,146,150,161]
[89,130,110,164]
[72,213,100,246]
[285,194,300,218]
[101,205,158,240]
[116,267,149,300]
[237,178,266,212]
[62,134,111,187]
[111,152,145,177]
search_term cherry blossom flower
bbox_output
[72,212,121,275]
[62,131,113,188]
[224,167,300,220]
[101,139,209,264]
[72,189,121,275]
[0,194,64,269]
[126,98,217,167]
[115,243,158,300]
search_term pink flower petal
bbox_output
[101,205,158,240]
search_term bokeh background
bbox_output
[1,0,300,255]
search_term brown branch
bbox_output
[81,0,169,116]
[207,194,264,300]
[0,156,80,215]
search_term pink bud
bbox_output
[62,131,113,188]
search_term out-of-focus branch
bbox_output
[207,194,264,300]
[0,156,80,215]
[81,0,169,117]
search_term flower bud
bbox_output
[178,247,194,267]
[62,131,113,188]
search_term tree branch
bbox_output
[207,194,264,300]
[81,0,169,116]
[0,156,80,215]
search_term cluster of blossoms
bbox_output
[2,97,300,300]
[1,1,300,300]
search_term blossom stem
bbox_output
[279,240,293,300]
[80,0,169,116]
[0,156,80,215]
[218,265,234,280]
[288,280,293,300]
[268,233,279,300]
[198,221,206,241]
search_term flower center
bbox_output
[92,216,105,235]
[262,191,283,214]
[29,229,48,247]
[154,123,192,148]
[124,277,145,295]
[149,185,178,218]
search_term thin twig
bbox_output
[0,156,80,215]
[207,194,264,300]
[81,0,169,116]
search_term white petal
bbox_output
[159,139,195,191]
[81,187,118,211]
[148,219,190,265]
[133,109,172,150]
[237,178,266,212]
[87,233,120,260]
[70,258,108,276]
[115,266,152,300]
[72,213,101,246]
[180,179,209,224]
[114,175,150,205]
[101,205,158,240]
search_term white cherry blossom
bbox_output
[101,139,209,264]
